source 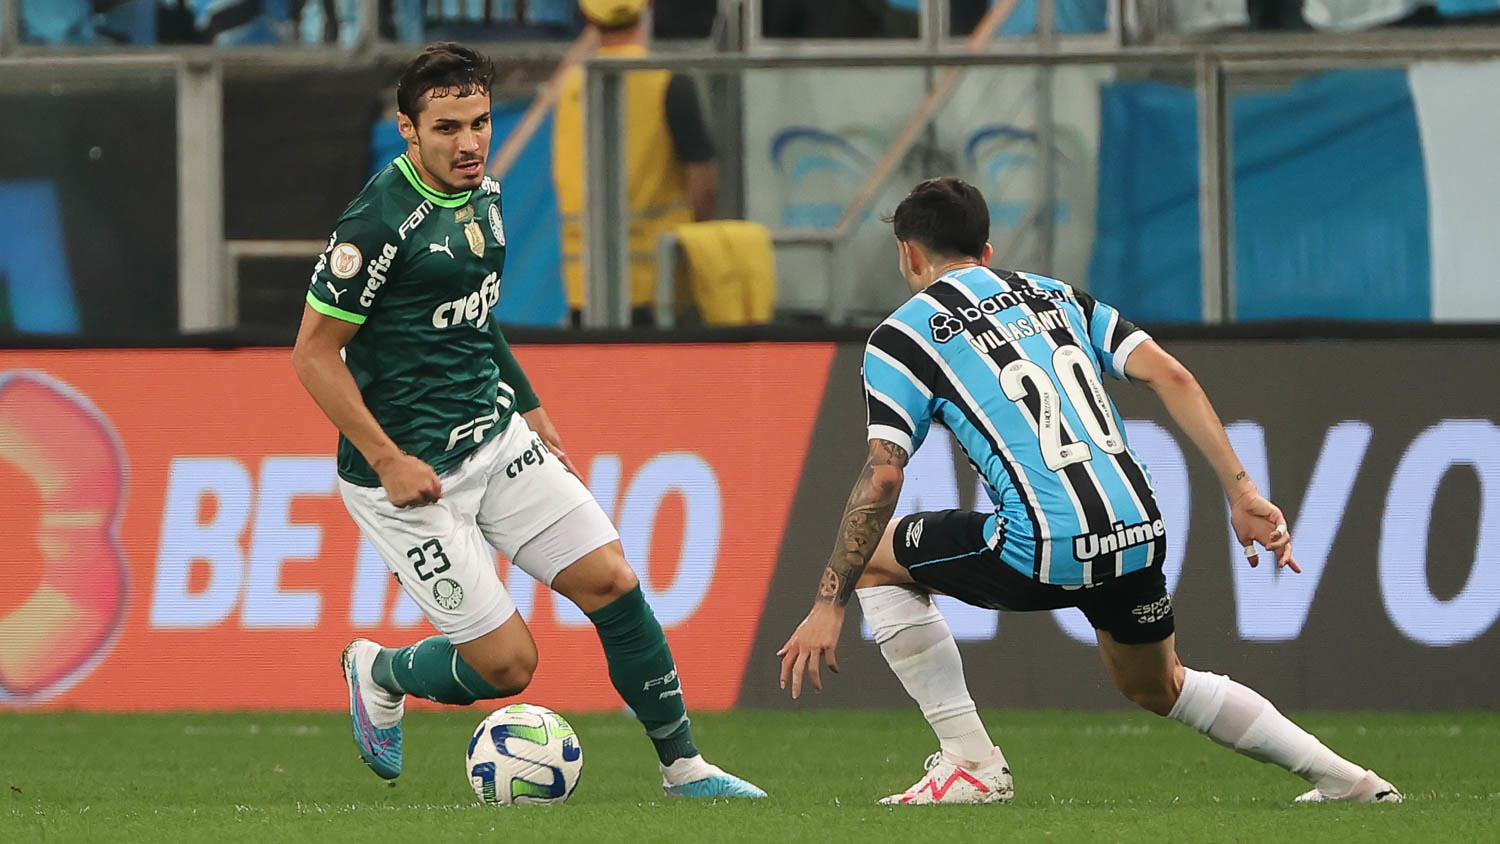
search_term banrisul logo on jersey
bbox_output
[0,344,833,711]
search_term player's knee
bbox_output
[601,562,640,601]
[855,524,909,589]
[577,556,639,603]
[552,548,642,615]
[482,648,538,697]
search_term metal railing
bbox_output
[5,0,1500,331]
[580,38,1500,327]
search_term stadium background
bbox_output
[3,338,1497,711]
[2,3,1500,835]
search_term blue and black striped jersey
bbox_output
[862,267,1164,586]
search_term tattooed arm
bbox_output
[778,438,909,699]
[814,438,911,606]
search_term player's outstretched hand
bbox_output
[1230,489,1298,572]
[375,452,443,508]
[777,603,845,700]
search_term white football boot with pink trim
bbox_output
[878,751,1014,805]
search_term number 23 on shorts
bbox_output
[406,538,452,581]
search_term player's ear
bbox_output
[898,240,921,278]
[906,241,929,276]
[397,112,417,144]
[980,242,994,266]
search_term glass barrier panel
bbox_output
[0,63,177,339]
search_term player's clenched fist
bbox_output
[374,452,443,507]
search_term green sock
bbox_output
[372,636,507,706]
[586,585,700,765]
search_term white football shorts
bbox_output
[339,413,618,643]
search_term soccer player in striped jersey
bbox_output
[778,178,1400,806]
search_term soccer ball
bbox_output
[466,703,583,806]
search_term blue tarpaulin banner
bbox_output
[1088,69,1430,322]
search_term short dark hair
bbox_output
[884,177,990,261]
[396,42,495,123]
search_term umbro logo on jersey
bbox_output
[324,280,347,304]
[905,518,924,549]
[429,236,454,260]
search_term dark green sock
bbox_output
[587,585,700,765]
[371,636,507,705]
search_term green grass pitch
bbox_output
[3,709,1494,842]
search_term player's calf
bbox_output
[455,623,539,698]
[378,619,533,707]
[1113,669,1182,716]
[1169,667,1382,802]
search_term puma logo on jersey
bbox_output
[431,272,501,329]
[428,236,454,259]
[324,280,347,303]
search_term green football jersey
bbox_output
[306,154,530,487]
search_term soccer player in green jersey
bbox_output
[291,42,764,799]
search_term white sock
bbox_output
[857,585,1003,769]
[1169,668,1365,796]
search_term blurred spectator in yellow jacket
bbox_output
[552,0,719,327]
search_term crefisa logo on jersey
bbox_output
[431,271,501,329]
[359,243,399,308]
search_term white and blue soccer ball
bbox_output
[466,704,583,806]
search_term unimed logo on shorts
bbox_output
[0,345,834,712]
